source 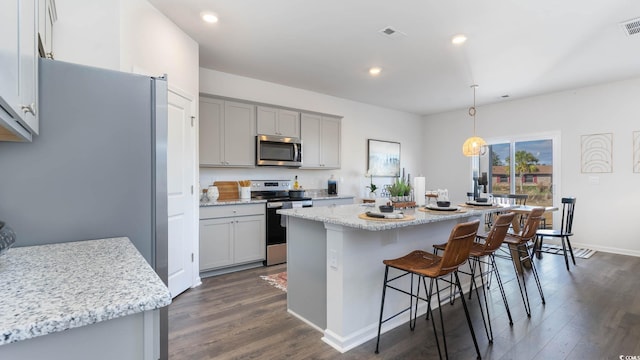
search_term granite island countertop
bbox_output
[200,199,267,207]
[278,203,513,231]
[0,237,171,345]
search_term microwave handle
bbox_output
[295,143,303,162]
[294,143,299,162]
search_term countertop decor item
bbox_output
[213,181,240,200]
[0,221,16,256]
[365,169,378,196]
[462,84,487,156]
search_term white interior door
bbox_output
[167,87,196,298]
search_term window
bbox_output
[479,135,559,210]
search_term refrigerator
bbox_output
[0,58,169,359]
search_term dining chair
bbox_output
[375,220,481,359]
[503,207,545,317]
[535,197,577,270]
[433,212,517,343]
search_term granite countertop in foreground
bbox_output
[0,237,171,346]
[278,203,513,231]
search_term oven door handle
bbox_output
[267,202,284,209]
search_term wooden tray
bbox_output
[358,213,416,222]
[213,181,239,200]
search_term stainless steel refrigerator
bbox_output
[0,58,169,359]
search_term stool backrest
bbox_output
[438,220,480,275]
[518,207,545,241]
[493,193,528,206]
[482,212,516,253]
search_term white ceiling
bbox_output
[148,0,640,115]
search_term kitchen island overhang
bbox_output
[278,203,512,353]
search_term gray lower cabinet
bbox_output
[199,204,266,272]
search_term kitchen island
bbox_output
[278,203,509,353]
[0,237,171,359]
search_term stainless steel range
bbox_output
[251,180,313,266]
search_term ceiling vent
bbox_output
[378,26,406,38]
[620,18,640,36]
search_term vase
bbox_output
[369,192,376,199]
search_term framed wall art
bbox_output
[367,139,400,177]
[581,133,613,173]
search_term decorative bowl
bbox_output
[379,205,394,213]
[436,201,451,208]
[475,198,489,203]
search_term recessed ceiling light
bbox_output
[369,67,382,76]
[451,34,467,45]
[201,12,218,24]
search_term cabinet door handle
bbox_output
[21,103,36,116]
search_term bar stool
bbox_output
[503,207,546,317]
[433,212,516,343]
[375,220,481,359]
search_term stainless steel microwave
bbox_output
[256,134,302,167]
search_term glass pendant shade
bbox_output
[462,135,487,156]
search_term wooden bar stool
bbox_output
[433,212,516,343]
[503,207,546,317]
[375,220,481,359]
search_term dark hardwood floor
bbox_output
[169,251,640,359]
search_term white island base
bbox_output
[283,204,493,353]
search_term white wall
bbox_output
[423,77,640,256]
[54,0,120,70]
[199,68,425,199]
[53,0,198,99]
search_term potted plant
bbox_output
[365,169,378,198]
[388,178,409,202]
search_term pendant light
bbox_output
[462,84,487,156]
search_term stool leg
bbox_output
[424,277,443,359]
[472,257,493,343]
[527,244,546,305]
[490,254,513,325]
[375,266,390,354]
[434,277,449,359]
[455,271,482,360]
[511,244,532,317]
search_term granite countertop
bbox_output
[200,199,267,207]
[310,194,354,200]
[278,203,513,231]
[0,237,171,345]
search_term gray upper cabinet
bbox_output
[200,97,256,167]
[300,113,341,169]
[0,0,39,142]
[256,106,300,138]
